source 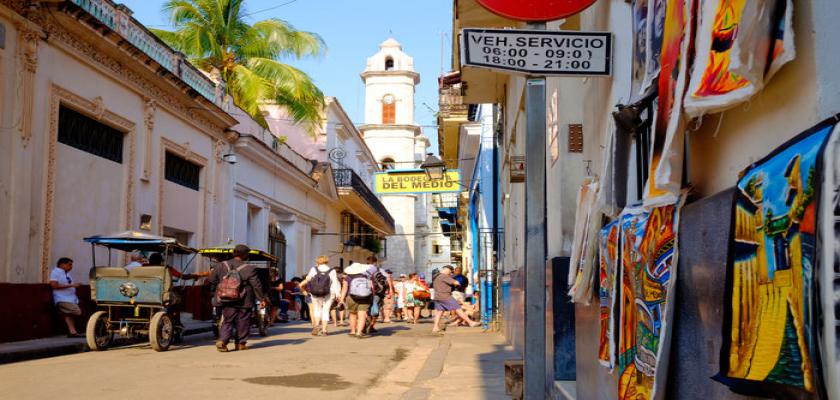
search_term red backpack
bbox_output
[217,261,248,302]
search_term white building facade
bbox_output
[359,39,438,276]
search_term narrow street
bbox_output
[0,321,514,400]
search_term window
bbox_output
[165,152,201,190]
[269,224,286,279]
[382,94,395,124]
[58,105,124,163]
[381,157,395,170]
[432,216,441,232]
[385,57,394,71]
[432,241,442,255]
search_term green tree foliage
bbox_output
[152,0,326,130]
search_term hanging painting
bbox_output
[717,117,839,395]
[598,219,620,370]
[645,0,691,207]
[684,0,795,118]
[642,0,667,93]
[569,178,601,303]
[630,0,651,101]
[616,199,683,400]
[820,122,840,399]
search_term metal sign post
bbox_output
[524,73,547,399]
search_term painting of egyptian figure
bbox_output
[721,120,836,393]
[616,201,681,400]
[598,220,620,370]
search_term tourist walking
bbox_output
[209,244,268,352]
[365,256,392,334]
[331,266,347,328]
[301,256,341,336]
[431,265,480,334]
[404,273,429,324]
[393,274,407,321]
[381,269,395,323]
[338,261,374,338]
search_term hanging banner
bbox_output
[598,219,620,370]
[568,178,601,304]
[716,116,839,396]
[461,28,612,76]
[373,170,461,195]
[820,122,840,400]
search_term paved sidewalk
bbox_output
[0,313,212,365]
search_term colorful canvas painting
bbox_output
[630,0,650,101]
[819,122,840,399]
[616,200,682,400]
[642,0,667,92]
[598,219,620,369]
[569,178,601,304]
[646,0,690,206]
[684,0,795,118]
[719,119,837,393]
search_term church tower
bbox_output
[361,39,429,275]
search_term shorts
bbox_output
[434,298,460,312]
[57,302,82,316]
[346,296,371,313]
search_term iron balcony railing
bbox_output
[334,169,395,231]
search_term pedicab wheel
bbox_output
[86,311,113,351]
[149,312,174,352]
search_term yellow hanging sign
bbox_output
[373,170,461,194]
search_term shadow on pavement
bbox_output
[477,341,518,399]
[247,338,309,349]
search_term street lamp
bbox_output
[420,153,446,180]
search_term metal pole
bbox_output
[524,21,548,399]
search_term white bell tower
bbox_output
[360,38,428,275]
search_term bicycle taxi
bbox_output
[84,231,198,352]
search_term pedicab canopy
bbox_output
[198,244,278,263]
[83,231,197,254]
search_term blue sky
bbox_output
[126,0,453,153]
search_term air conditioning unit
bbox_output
[510,155,526,183]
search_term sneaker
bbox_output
[216,342,229,352]
[237,343,248,351]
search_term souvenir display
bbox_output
[630,0,651,101]
[617,199,683,400]
[569,178,601,304]
[642,0,667,92]
[598,220,621,370]
[819,122,840,400]
[684,0,795,118]
[718,117,839,394]
[646,0,691,207]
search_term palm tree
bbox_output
[152,0,326,129]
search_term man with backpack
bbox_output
[300,255,340,336]
[338,260,375,339]
[209,244,268,352]
[365,256,393,335]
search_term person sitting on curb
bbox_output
[49,257,82,338]
[431,265,480,334]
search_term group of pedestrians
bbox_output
[200,245,485,352]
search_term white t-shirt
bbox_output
[124,261,143,271]
[394,281,404,299]
[305,264,340,297]
[49,267,78,305]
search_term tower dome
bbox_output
[362,37,419,78]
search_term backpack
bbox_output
[308,267,332,297]
[372,269,389,295]
[217,262,248,302]
[348,273,372,301]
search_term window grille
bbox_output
[58,106,124,163]
[165,152,201,190]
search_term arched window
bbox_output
[385,57,394,71]
[382,94,395,124]
[381,157,395,170]
[268,223,286,279]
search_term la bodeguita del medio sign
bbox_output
[374,170,461,195]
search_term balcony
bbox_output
[334,169,395,234]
